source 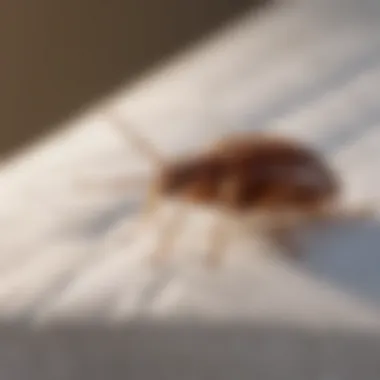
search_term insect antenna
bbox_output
[107,111,166,169]
[76,111,165,195]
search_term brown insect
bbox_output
[102,113,372,267]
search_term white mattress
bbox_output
[1,0,380,378]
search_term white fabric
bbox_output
[0,0,379,333]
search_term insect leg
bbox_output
[204,177,239,268]
[126,186,163,244]
[141,185,160,220]
[342,203,376,219]
[268,223,300,259]
[149,204,188,266]
[205,214,231,268]
[102,187,161,248]
[306,202,375,224]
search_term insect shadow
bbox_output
[297,216,380,309]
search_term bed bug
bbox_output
[101,113,372,267]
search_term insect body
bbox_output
[158,135,338,212]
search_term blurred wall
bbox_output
[0,1,272,157]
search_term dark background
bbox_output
[0,0,272,158]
